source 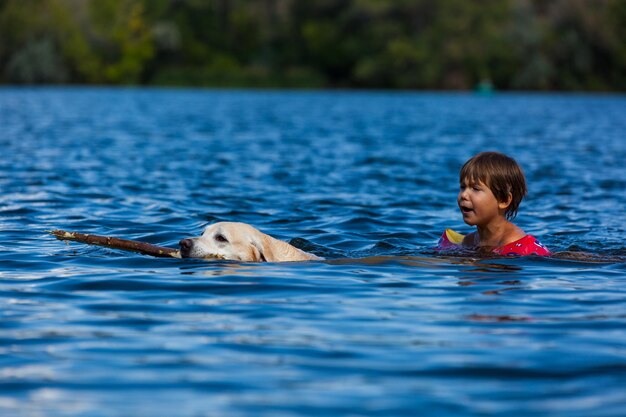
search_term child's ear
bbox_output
[498,193,513,210]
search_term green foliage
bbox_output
[6,38,68,83]
[1,0,624,90]
[86,0,154,83]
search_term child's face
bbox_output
[457,178,508,227]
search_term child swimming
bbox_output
[439,152,551,256]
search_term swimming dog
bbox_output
[179,222,321,262]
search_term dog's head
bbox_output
[179,222,268,262]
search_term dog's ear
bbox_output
[250,240,267,262]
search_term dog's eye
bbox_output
[215,234,228,243]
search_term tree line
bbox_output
[1,0,625,91]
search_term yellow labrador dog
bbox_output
[179,222,321,262]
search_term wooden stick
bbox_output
[49,230,181,258]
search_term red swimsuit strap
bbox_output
[493,235,551,256]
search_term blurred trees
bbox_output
[1,0,624,90]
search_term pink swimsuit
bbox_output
[438,229,551,256]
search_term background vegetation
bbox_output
[1,0,625,90]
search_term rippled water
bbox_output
[1,88,625,417]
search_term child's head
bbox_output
[460,152,527,220]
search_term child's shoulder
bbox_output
[503,224,526,245]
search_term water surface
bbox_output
[1,88,625,416]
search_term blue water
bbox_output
[1,88,625,417]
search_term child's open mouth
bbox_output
[461,206,474,214]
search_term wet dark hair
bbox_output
[459,152,527,220]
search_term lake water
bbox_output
[1,88,625,417]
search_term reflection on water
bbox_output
[1,88,625,417]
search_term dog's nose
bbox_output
[179,239,193,250]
